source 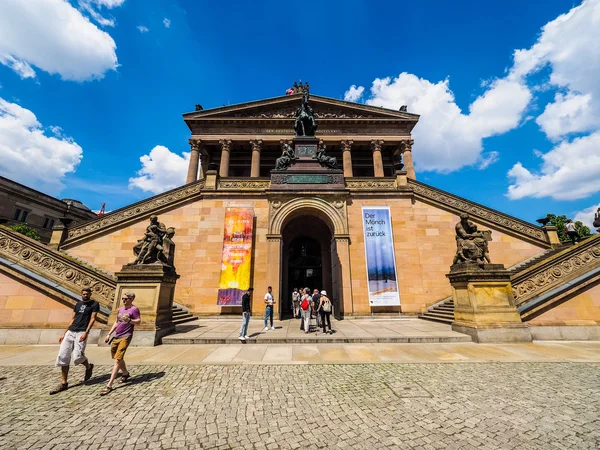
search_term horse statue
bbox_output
[294,90,317,137]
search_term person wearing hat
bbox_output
[239,287,254,341]
[316,290,333,334]
[100,291,141,396]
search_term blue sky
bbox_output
[0,0,598,229]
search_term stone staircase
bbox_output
[172,304,197,325]
[419,236,600,325]
[420,298,454,324]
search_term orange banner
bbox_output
[217,208,254,306]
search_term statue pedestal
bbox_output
[446,263,531,343]
[100,264,180,346]
[270,137,345,190]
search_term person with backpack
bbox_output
[317,290,333,334]
[300,288,312,333]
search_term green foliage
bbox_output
[546,214,592,242]
[9,223,41,241]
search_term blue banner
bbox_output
[362,207,400,306]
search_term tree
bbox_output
[9,223,41,241]
[546,214,592,242]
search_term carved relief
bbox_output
[409,180,547,243]
[345,179,396,190]
[0,228,116,307]
[218,179,271,189]
[512,240,600,305]
[65,181,204,242]
[270,174,344,185]
[230,106,373,119]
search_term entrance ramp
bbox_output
[162,318,471,345]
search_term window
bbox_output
[43,218,55,229]
[12,208,30,222]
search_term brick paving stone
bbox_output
[0,363,599,449]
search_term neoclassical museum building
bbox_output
[1,89,599,343]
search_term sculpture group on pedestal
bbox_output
[452,213,492,266]
[131,215,176,267]
[274,144,299,171]
[294,90,317,137]
[313,144,338,169]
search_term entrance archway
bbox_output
[280,214,333,319]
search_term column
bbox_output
[340,140,353,177]
[370,140,384,177]
[186,138,201,184]
[334,236,353,317]
[199,151,208,180]
[250,139,262,178]
[400,139,416,180]
[218,139,232,178]
[265,235,282,318]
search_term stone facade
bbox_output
[65,193,547,317]
[0,175,97,243]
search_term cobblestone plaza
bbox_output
[1,358,598,449]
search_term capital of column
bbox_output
[219,139,232,152]
[249,139,263,152]
[398,139,414,153]
[370,139,384,152]
[340,140,354,152]
[188,138,202,152]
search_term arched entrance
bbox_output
[267,197,353,320]
[280,215,333,318]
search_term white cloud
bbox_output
[507,131,600,200]
[573,202,600,232]
[137,25,150,33]
[0,0,118,81]
[0,98,82,195]
[163,18,171,28]
[506,0,600,200]
[352,73,530,172]
[129,146,190,194]
[478,151,499,170]
[343,85,364,102]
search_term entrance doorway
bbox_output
[280,214,333,319]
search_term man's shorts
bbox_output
[55,330,88,366]
[110,337,132,361]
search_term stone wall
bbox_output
[346,198,547,315]
[528,282,600,325]
[0,271,72,327]
[67,198,270,315]
[65,194,547,317]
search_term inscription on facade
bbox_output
[296,145,317,157]
[271,174,344,185]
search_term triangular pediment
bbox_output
[183,94,419,122]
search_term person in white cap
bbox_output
[316,290,333,334]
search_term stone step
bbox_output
[172,316,199,325]
[162,334,471,345]
[419,315,454,325]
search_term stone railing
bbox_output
[0,225,117,308]
[408,179,549,246]
[217,178,271,190]
[63,180,205,247]
[511,235,600,306]
[345,177,397,190]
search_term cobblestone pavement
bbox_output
[1,363,599,449]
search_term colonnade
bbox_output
[185,138,416,183]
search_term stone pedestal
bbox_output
[270,137,345,190]
[446,263,532,343]
[100,264,180,346]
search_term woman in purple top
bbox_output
[100,291,141,396]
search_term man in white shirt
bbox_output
[263,286,275,331]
